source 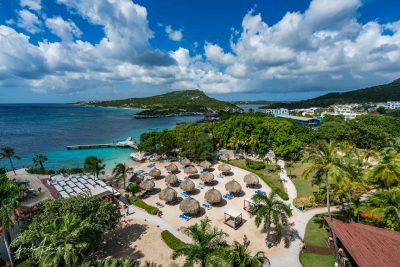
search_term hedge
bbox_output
[161,230,186,250]
[223,160,289,200]
[128,196,159,215]
[245,159,266,170]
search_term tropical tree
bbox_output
[0,147,20,175]
[81,258,139,267]
[112,163,132,189]
[369,148,400,190]
[250,192,292,241]
[83,156,106,177]
[210,240,268,267]
[303,140,342,262]
[365,187,400,230]
[172,217,228,267]
[32,154,48,173]
[0,174,20,267]
[126,183,140,195]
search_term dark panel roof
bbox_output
[325,217,400,267]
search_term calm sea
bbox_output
[0,104,201,171]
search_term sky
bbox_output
[0,0,399,103]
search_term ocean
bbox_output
[0,104,202,172]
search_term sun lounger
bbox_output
[147,164,155,168]
[217,174,224,178]
[255,190,266,195]
[223,193,233,200]
[179,213,191,221]
[176,179,183,185]
[136,170,144,174]
[196,184,204,189]
[202,202,211,209]
[180,192,189,198]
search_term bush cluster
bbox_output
[245,159,265,170]
[129,196,159,215]
[293,196,317,208]
[26,167,84,175]
[161,230,186,250]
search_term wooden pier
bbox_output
[66,144,115,150]
[66,137,138,150]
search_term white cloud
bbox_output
[17,9,42,34]
[165,25,183,41]
[45,17,82,42]
[20,0,42,12]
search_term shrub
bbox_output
[161,230,186,250]
[0,167,6,175]
[26,168,55,175]
[17,259,36,267]
[129,196,159,215]
[293,195,317,208]
[245,159,266,170]
[126,183,140,195]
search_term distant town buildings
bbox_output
[277,114,322,126]
[381,101,400,110]
[264,108,289,116]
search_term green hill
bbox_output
[82,90,242,117]
[262,78,400,109]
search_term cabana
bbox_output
[166,163,178,173]
[243,198,254,211]
[165,174,178,185]
[200,160,212,170]
[159,187,177,203]
[149,168,161,178]
[200,172,214,184]
[181,158,192,166]
[224,209,243,229]
[184,166,198,176]
[180,179,195,192]
[218,163,231,174]
[140,180,155,191]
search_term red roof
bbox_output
[325,217,400,267]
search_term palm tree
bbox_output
[32,154,48,173]
[369,148,400,190]
[303,140,342,262]
[0,175,20,267]
[366,187,400,230]
[83,156,106,177]
[0,147,20,175]
[112,163,132,189]
[250,192,292,240]
[211,240,268,267]
[172,217,228,267]
[36,214,101,267]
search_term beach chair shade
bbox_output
[200,160,212,169]
[140,180,155,191]
[184,166,198,175]
[165,174,178,185]
[179,197,200,215]
[181,158,192,166]
[159,187,177,202]
[244,173,259,185]
[218,164,231,173]
[205,188,222,203]
[180,179,195,192]
[225,180,242,193]
[200,172,214,183]
[166,163,178,172]
[149,168,161,177]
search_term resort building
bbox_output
[383,101,400,109]
[263,108,289,116]
[277,114,322,126]
[47,173,120,200]
[325,217,400,267]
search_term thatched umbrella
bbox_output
[179,197,200,215]
[149,168,161,178]
[140,180,155,191]
[159,187,177,202]
[218,164,231,173]
[184,166,198,175]
[244,173,259,185]
[225,179,242,193]
[205,188,222,204]
[200,172,214,184]
[181,158,192,166]
[180,179,195,192]
[200,160,212,170]
[166,163,178,172]
[165,174,178,185]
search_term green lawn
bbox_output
[300,252,335,267]
[227,159,288,200]
[289,162,318,198]
[304,215,329,247]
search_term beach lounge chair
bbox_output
[136,170,144,174]
[179,213,191,221]
[255,189,266,195]
[147,164,155,168]
[196,183,204,189]
[223,193,233,200]
[217,174,224,179]
[180,191,189,198]
[176,179,183,185]
[266,241,273,248]
[202,202,211,209]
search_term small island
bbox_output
[79,90,242,118]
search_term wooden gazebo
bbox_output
[224,209,243,229]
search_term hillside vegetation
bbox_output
[83,90,242,117]
[262,78,400,109]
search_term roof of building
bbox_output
[325,217,400,267]
[225,209,242,218]
[48,173,119,199]
[278,114,319,122]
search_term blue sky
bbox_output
[0,0,399,103]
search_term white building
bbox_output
[384,101,400,110]
[264,108,289,116]
[331,105,362,120]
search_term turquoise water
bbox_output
[0,104,201,172]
